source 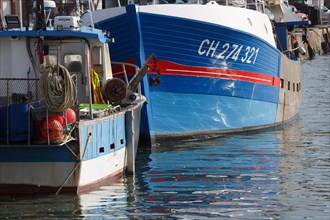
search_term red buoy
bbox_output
[48,114,65,126]
[41,119,63,139]
[65,108,76,124]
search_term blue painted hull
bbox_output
[91,4,301,138]
[151,91,278,136]
[140,13,280,77]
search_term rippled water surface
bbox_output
[0,56,329,219]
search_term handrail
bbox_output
[111,61,142,97]
[111,61,139,85]
[111,54,156,100]
[111,61,139,69]
[0,78,40,145]
[149,0,266,13]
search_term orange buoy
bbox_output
[65,108,76,124]
[48,114,65,126]
[41,119,63,139]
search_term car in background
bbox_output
[289,4,309,20]
[314,5,330,24]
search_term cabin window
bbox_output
[92,46,102,65]
[288,81,290,91]
[280,78,284,88]
[64,55,83,73]
[92,46,103,76]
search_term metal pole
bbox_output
[6,80,9,145]
[86,48,93,120]
[0,1,5,30]
[25,0,29,29]
[34,0,46,30]
[15,0,23,28]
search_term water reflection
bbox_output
[0,194,83,219]
[131,126,292,219]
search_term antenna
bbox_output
[0,6,6,30]
[88,0,95,30]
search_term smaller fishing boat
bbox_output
[0,1,149,195]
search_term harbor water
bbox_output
[0,55,329,219]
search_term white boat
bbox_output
[82,0,308,141]
[0,1,149,195]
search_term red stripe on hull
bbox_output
[149,60,281,87]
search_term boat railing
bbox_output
[215,0,266,12]
[0,77,77,146]
[147,0,267,13]
[111,61,143,100]
[113,0,268,14]
[0,78,40,145]
[246,0,266,12]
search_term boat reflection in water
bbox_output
[78,117,308,219]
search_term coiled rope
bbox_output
[41,65,76,112]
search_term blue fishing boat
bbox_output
[0,0,148,194]
[82,0,308,140]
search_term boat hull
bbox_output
[88,3,302,139]
[0,147,126,195]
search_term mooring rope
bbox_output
[41,65,76,112]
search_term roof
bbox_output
[0,26,110,43]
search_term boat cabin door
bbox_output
[44,41,89,104]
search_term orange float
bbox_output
[65,108,76,124]
[41,119,63,139]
